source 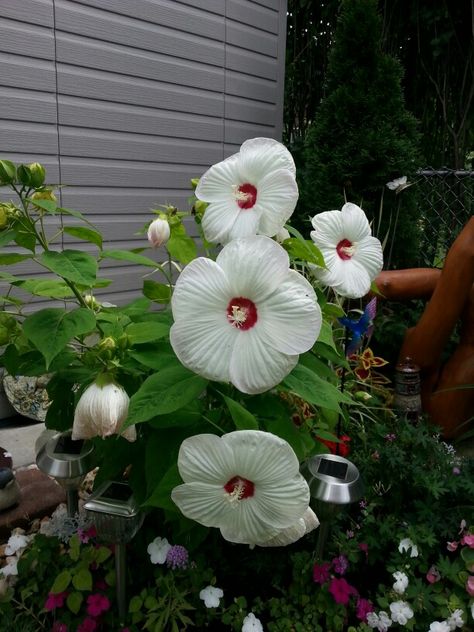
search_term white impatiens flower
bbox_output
[5,533,30,556]
[310,202,383,298]
[367,611,392,631]
[389,601,414,625]
[429,622,451,632]
[72,376,136,442]
[196,137,298,245]
[256,507,319,547]
[147,217,170,248]
[199,585,224,608]
[0,557,18,578]
[242,612,264,632]
[392,570,409,594]
[446,609,464,630]
[171,430,310,546]
[398,537,418,558]
[170,235,321,395]
[147,537,172,564]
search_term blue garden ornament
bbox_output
[338,297,377,356]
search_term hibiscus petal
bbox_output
[219,500,282,545]
[226,207,261,242]
[171,482,232,527]
[255,169,299,237]
[177,434,236,484]
[196,153,241,202]
[341,203,372,241]
[229,326,298,394]
[239,138,296,180]
[352,235,383,280]
[201,199,241,244]
[310,210,344,248]
[216,235,290,300]
[259,270,321,354]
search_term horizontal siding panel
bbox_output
[0,120,58,155]
[0,18,55,60]
[226,46,278,80]
[0,53,56,93]
[55,0,224,68]
[225,121,276,145]
[225,96,277,125]
[173,0,224,16]
[68,0,225,41]
[55,33,224,93]
[59,127,223,165]
[0,87,57,124]
[61,188,193,215]
[227,0,279,34]
[225,71,277,104]
[58,96,223,142]
[57,65,225,118]
[60,158,206,188]
[227,20,277,57]
[0,0,54,27]
[252,0,280,9]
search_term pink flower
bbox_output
[328,577,358,605]
[466,575,474,597]
[78,525,97,544]
[313,562,331,584]
[77,619,97,632]
[86,593,111,617]
[452,466,461,475]
[359,542,369,559]
[356,597,374,621]
[332,554,349,575]
[44,591,67,611]
[447,540,459,552]
[426,565,441,584]
[52,623,68,632]
[461,534,474,548]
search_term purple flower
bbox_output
[166,545,189,570]
[452,466,461,475]
[332,554,349,575]
[359,499,368,509]
[346,530,355,539]
[384,433,396,442]
[312,562,331,584]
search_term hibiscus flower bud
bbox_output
[0,206,7,230]
[147,217,170,248]
[72,376,136,442]
[28,162,46,187]
[30,188,57,209]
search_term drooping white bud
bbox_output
[72,377,136,442]
[147,217,170,248]
[275,227,291,243]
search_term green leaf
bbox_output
[40,249,98,286]
[221,394,259,429]
[50,570,72,594]
[64,226,103,249]
[282,238,325,266]
[143,279,172,303]
[128,341,178,371]
[317,320,337,349]
[125,366,208,426]
[27,198,57,213]
[0,229,17,247]
[101,249,158,268]
[72,568,93,592]
[144,463,182,511]
[23,307,96,368]
[66,591,83,614]
[12,278,74,299]
[281,364,352,412]
[129,595,143,613]
[314,341,347,365]
[0,253,32,264]
[126,321,170,344]
[95,546,112,564]
[166,222,197,264]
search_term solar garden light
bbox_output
[84,480,144,624]
[302,453,364,561]
[36,430,95,517]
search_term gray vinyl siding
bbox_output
[0,0,288,306]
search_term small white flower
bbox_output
[392,570,409,594]
[398,537,418,557]
[309,202,383,299]
[5,533,30,556]
[147,217,170,248]
[429,622,451,632]
[386,176,409,193]
[255,507,319,547]
[196,137,298,245]
[147,537,172,564]
[170,235,321,394]
[72,377,136,442]
[367,611,392,631]
[0,557,18,577]
[390,600,414,625]
[199,585,224,608]
[446,609,464,630]
[171,430,310,546]
[242,612,264,632]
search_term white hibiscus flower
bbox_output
[171,431,310,546]
[310,202,383,298]
[255,507,319,547]
[170,235,321,395]
[196,137,298,245]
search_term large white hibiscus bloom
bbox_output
[170,235,322,394]
[310,202,383,298]
[196,137,298,244]
[171,430,310,545]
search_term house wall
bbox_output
[0,0,288,305]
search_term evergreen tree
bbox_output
[300,0,421,267]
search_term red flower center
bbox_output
[236,183,257,209]
[224,476,255,500]
[226,297,258,330]
[336,238,354,260]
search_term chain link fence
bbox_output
[414,168,474,267]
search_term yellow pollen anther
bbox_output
[228,305,248,327]
[232,184,252,202]
[227,480,246,505]
[340,245,356,257]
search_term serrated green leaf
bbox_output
[50,570,72,594]
[40,249,97,286]
[221,394,259,429]
[64,226,103,249]
[66,591,83,614]
[102,249,158,268]
[126,321,170,344]
[72,568,92,592]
